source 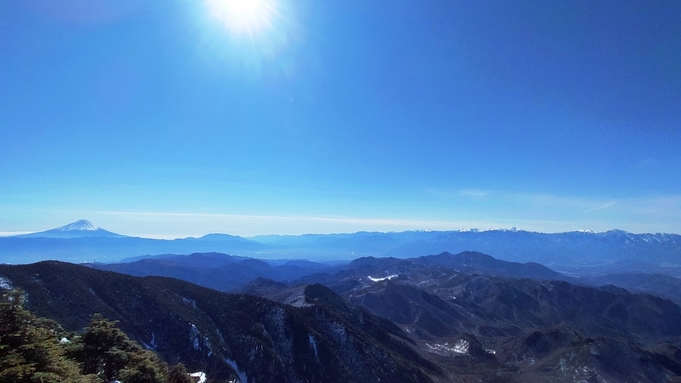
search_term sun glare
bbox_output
[206,0,278,36]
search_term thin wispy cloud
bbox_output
[459,189,491,199]
[618,195,681,217]
[420,188,681,234]
[0,231,33,237]
[93,209,492,228]
[507,193,610,211]
[424,188,616,211]
[74,209,509,238]
[584,201,617,212]
[43,191,681,238]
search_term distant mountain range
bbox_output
[85,249,681,308]
[91,252,337,292]
[4,220,681,381]
[2,256,681,382]
[3,220,681,278]
[87,250,572,294]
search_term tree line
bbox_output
[0,288,196,383]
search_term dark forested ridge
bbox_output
[0,288,194,383]
[86,251,569,297]
[0,261,437,383]
[2,259,681,382]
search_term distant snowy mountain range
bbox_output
[2,220,680,278]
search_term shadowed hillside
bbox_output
[0,261,438,383]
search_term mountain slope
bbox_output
[3,260,681,382]
[91,252,338,292]
[337,269,681,382]
[0,261,439,383]
[416,251,568,281]
[235,255,681,382]
[18,220,125,239]
[589,273,681,306]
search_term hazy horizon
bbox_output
[2,218,680,240]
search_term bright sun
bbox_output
[206,0,278,36]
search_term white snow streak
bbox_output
[224,358,248,383]
[368,274,398,282]
[190,324,200,350]
[309,334,318,359]
[425,339,470,356]
[189,372,207,383]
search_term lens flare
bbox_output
[206,0,277,36]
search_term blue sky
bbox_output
[1,0,680,238]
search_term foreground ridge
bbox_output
[2,259,681,382]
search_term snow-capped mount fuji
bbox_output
[57,219,100,231]
[18,220,126,239]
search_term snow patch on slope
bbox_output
[189,372,206,383]
[0,277,12,289]
[426,339,470,357]
[309,334,318,359]
[190,324,200,350]
[368,274,398,282]
[224,358,248,383]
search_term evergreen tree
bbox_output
[167,363,193,383]
[119,351,166,383]
[69,314,135,381]
[0,289,82,383]
[1,289,190,383]
[69,313,172,383]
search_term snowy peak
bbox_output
[56,220,100,232]
[17,220,125,239]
